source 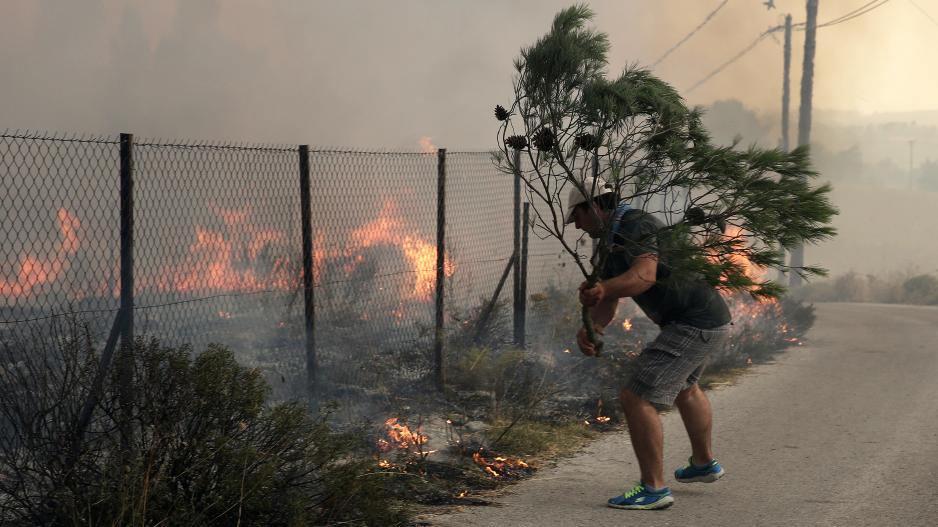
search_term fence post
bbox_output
[298,145,317,400]
[512,149,523,347]
[520,202,530,349]
[434,148,447,391]
[118,132,135,449]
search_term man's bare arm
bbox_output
[601,253,658,299]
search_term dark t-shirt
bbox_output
[599,209,731,329]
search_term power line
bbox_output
[653,0,730,67]
[687,26,780,92]
[816,0,892,28]
[688,0,894,92]
[908,0,938,28]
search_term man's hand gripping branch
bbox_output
[576,253,658,357]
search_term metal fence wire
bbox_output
[0,131,581,402]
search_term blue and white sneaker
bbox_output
[607,482,674,510]
[674,456,725,483]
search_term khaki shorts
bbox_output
[623,322,729,409]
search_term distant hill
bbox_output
[814,109,938,128]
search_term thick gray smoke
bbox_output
[2,0,936,276]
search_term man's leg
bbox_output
[619,388,666,489]
[674,383,714,466]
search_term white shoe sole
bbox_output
[676,467,724,483]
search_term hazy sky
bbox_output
[2,0,937,149]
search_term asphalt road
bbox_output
[428,303,938,527]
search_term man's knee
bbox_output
[619,387,653,411]
[675,383,704,405]
[619,387,638,407]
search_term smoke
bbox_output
[2,0,936,276]
[3,1,937,146]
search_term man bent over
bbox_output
[569,179,731,510]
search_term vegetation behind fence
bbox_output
[0,130,581,402]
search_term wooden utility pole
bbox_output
[781,14,793,153]
[790,0,818,288]
[778,13,793,283]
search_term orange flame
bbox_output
[621,318,632,331]
[720,226,768,287]
[0,208,81,299]
[472,450,530,479]
[418,136,437,153]
[144,228,293,293]
[377,417,429,453]
[595,398,611,424]
[347,201,454,300]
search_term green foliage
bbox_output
[485,419,595,458]
[495,6,838,299]
[0,329,410,526]
[448,346,526,401]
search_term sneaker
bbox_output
[674,456,725,483]
[607,482,674,510]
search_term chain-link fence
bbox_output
[0,131,582,404]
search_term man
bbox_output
[568,177,732,510]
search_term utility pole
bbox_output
[778,13,793,283]
[781,14,793,153]
[790,0,818,288]
[909,139,916,173]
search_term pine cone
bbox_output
[575,133,597,151]
[683,207,706,226]
[494,105,510,121]
[532,128,555,151]
[505,135,528,150]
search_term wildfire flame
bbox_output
[376,417,429,454]
[621,318,632,331]
[138,205,295,294]
[0,208,80,299]
[418,136,437,153]
[472,450,530,479]
[720,226,769,287]
[347,201,455,300]
[2,199,454,318]
[595,398,611,424]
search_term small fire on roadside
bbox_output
[594,398,611,424]
[376,417,430,454]
[471,449,532,480]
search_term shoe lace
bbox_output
[622,483,644,499]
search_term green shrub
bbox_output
[0,323,410,526]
